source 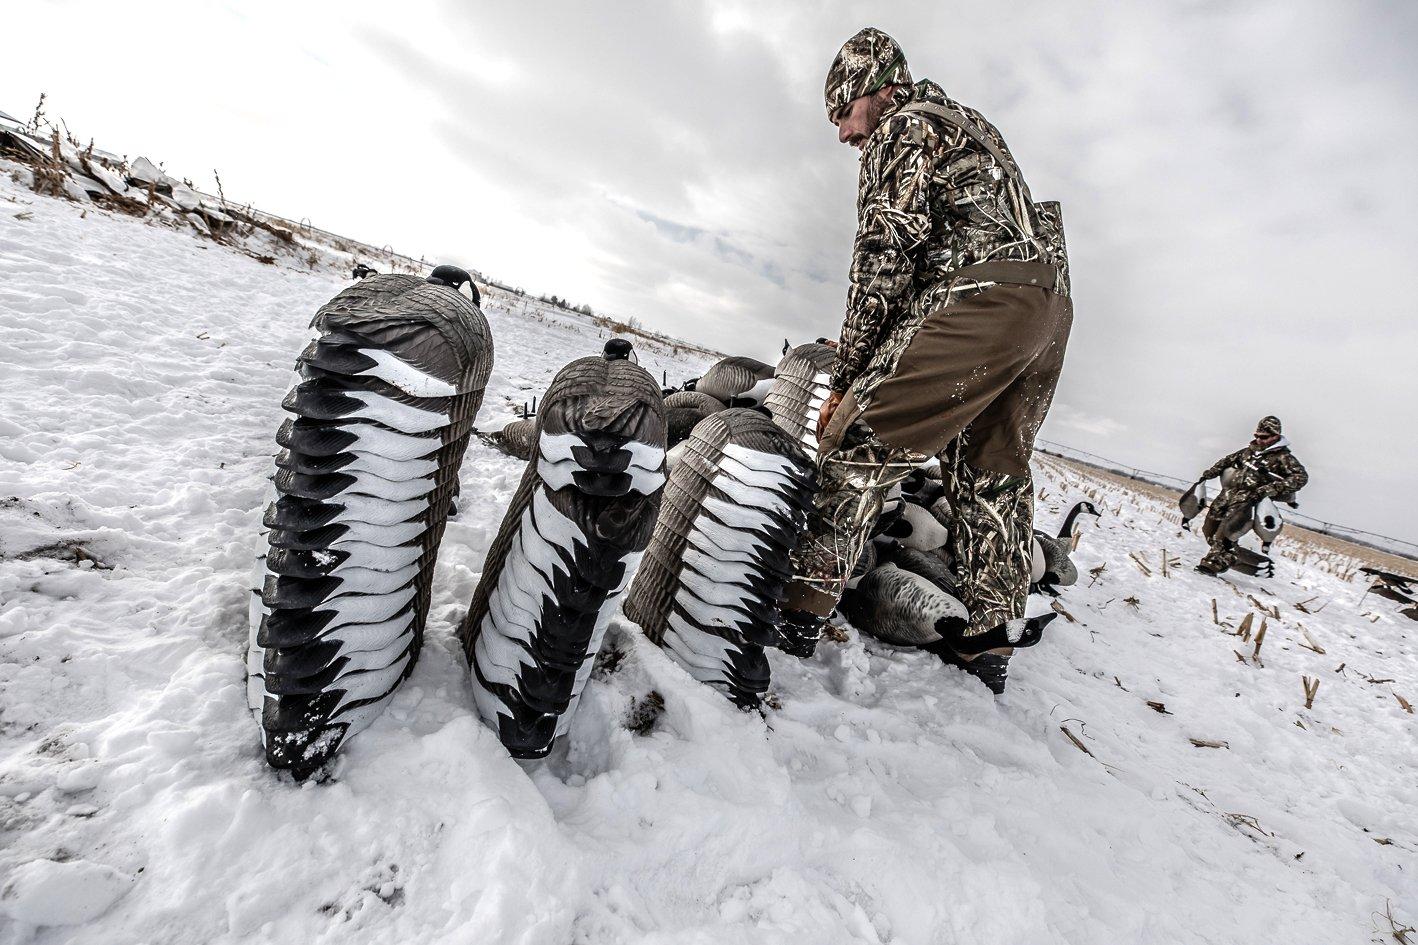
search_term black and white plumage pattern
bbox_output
[461,342,667,758]
[624,409,816,708]
[764,342,836,453]
[247,269,493,780]
[692,356,776,408]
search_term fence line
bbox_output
[1035,438,1418,561]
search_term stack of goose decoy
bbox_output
[461,340,667,758]
[690,355,776,409]
[247,265,493,780]
[624,409,816,708]
[764,342,836,454]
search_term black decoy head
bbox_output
[603,338,634,361]
[427,265,480,305]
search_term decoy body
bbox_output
[488,417,536,461]
[693,356,776,408]
[247,267,493,780]
[624,409,816,708]
[461,341,667,759]
[841,544,1056,669]
[1178,481,1207,529]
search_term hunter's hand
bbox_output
[818,390,844,440]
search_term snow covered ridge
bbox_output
[3,171,1418,943]
[0,104,721,369]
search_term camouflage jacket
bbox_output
[831,79,1064,395]
[1201,438,1309,501]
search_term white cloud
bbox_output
[2,0,1413,539]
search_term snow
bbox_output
[2,174,1416,944]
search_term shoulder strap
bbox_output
[895,101,1021,182]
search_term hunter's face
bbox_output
[833,92,887,149]
[1253,431,1279,447]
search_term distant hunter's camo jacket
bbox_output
[1201,440,1310,502]
[832,79,1061,395]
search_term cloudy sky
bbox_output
[6,0,1417,542]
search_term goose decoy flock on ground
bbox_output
[461,340,667,758]
[624,409,816,708]
[246,303,1103,775]
[247,266,492,780]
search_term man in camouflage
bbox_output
[1195,415,1309,575]
[780,27,1073,692]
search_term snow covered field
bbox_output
[2,175,1415,944]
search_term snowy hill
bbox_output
[2,175,1415,944]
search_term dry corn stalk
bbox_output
[1302,676,1320,709]
[1252,618,1268,662]
[1297,627,1326,655]
[1236,612,1255,641]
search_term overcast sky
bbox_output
[6,0,1417,542]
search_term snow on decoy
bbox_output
[624,408,816,709]
[1030,500,1100,595]
[247,267,493,780]
[461,340,667,759]
[693,356,776,408]
[764,342,836,453]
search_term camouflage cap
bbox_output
[824,27,912,120]
[1256,415,1282,435]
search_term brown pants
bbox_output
[789,276,1072,633]
[829,282,1073,475]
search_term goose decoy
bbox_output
[484,417,536,461]
[664,390,728,414]
[1251,497,1283,552]
[764,342,836,453]
[1227,546,1276,579]
[841,547,1057,668]
[1358,567,1418,620]
[462,341,667,759]
[1178,480,1207,530]
[896,497,950,552]
[1030,501,1101,595]
[624,409,816,709]
[661,391,727,448]
[248,268,493,780]
[693,356,776,408]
